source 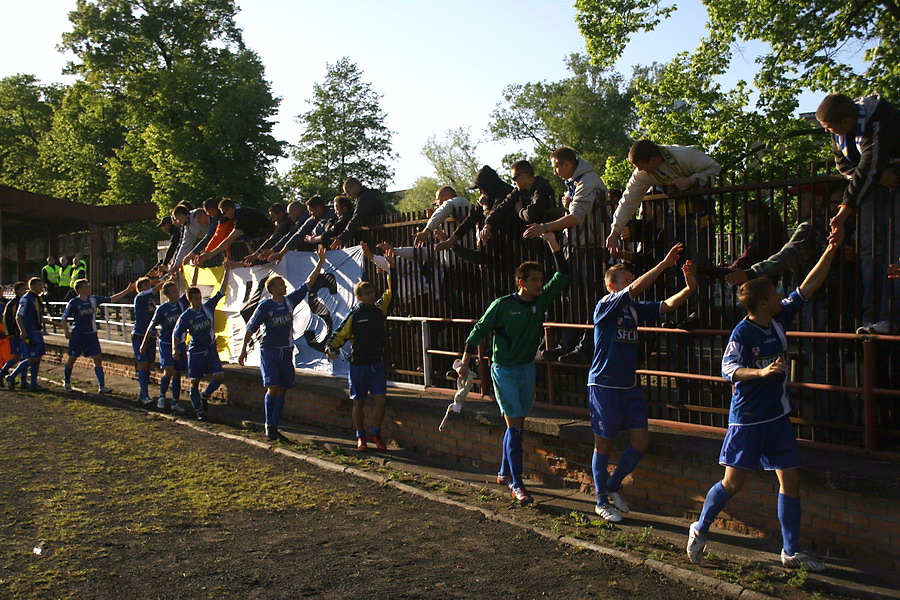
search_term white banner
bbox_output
[219,247,364,377]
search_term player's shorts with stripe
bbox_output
[719,414,799,471]
[7,336,22,356]
[587,385,648,439]
[348,360,386,401]
[187,348,223,379]
[20,332,45,359]
[491,362,536,419]
[132,335,156,364]
[68,331,101,357]
[260,346,296,388]
[158,341,188,371]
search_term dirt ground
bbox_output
[0,390,722,600]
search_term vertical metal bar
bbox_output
[863,339,877,453]
[477,342,490,399]
[421,319,432,388]
[545,325,558,406]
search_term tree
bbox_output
[282,57,395,199]
[490,54,635,179]
[395,176,441,214]
[574,0,894,169]
[60,0,283,210]
[0,74,64,192]
[393,128,480,214]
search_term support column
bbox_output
[89,221,104,288]
[48,229,60,258]
[16,234,26,281]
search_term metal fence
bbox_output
[351,167,899,459]
[38,167,900,458]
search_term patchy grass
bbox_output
[0,393,355,599]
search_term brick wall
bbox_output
[43,337,900,570]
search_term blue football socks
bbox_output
[137,369,150,398]
[698,481,731,534]
[607,446,644,492]
[592,451,610,506]
[778,493,801,556]
[506,427,524,488]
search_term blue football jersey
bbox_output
[17,292,44,334]
[61,295,112,334]
[149,295,190,344]
[588,287,662,388]
[246,284,309,349]
[173,291,224,352]
[721,289,807,426]
[132,288,158,338]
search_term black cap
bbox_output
[157,215,173,228]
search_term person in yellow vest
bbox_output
[41,257,61,301]
[70,254,87,294]
[74,252,88,277]
[58,256,74,301]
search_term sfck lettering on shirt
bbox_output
[721,289,806,426]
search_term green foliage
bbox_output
[490,53,635,173]
[0,0,285,259]
[1,0,283,214]
[421,127,479,202]
[628,37,827,170]
[601,155,635,190]
[396,127,480,214]
[0,74,64,191]
[396,176,440,214]
[575,0,893,170]
[282,57,395,200]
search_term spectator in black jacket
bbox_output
[266,195,335,262]
[818,93,899,333]
[485,160,559,233]
[331,178,387,249]
[434,165,513,251]
[315,196,355,248]
[155,216,182,273]
[198,198,273,264]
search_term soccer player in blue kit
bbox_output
[0,281,29,389]
[6,278,53,391]
[238,246,327,441]
[132,275,167,406]
[140,270,197,412]
[589,243,696,522]
[60,278,135,393]
[172,265,231,421]
[686,241,838,572]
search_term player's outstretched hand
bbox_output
[758,357,785,378]
[522,222,543,239]
[316,244,327,263]
[413,229,431,248]
[682,260,698,289]
[725,268,748,286]
[662,243,684,268]
[384,246,397,268]
[605,230,621,254]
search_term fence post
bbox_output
[477,342,490,399]
[544,325,557,406]
[863,339,877,453]
[420,320,432,388]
